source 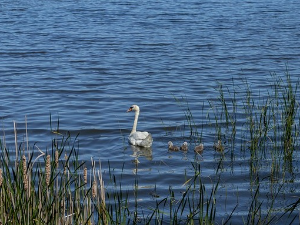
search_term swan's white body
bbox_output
[127,105,153,148]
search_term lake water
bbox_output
[1,0,300,223]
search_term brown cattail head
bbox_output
[22,155,28,191]
[63,153,68,175]
[55,150,59,169]
[45,155,51,186]
[0,168,3,187]
[60,199,65,214]
[92,180,97,198]
[22,155,27,176]
[84,167,88,184]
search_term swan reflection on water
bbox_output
[130,145,153,161]
[130,145,152,174]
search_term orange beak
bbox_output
[127,107,133,112]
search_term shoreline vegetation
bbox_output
[1,72,300,224]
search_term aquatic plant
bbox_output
[173,71,300,223]
[0,119,107,224]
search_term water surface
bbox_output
[1,0,300,223]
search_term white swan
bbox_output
[127,105,153,148]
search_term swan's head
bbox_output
[182,142,188,146]
[168,141,173,147]
[127,105,140,112]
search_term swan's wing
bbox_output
[139,133,153,147]
[128,132,153,148]
[130,132,149,140]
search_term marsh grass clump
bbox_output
[0,120,107,225]
[207,73,298,168]
[280,71,299,160]
[173,71,299,223]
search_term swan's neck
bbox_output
[131,109,139,134]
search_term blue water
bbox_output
[1,0,300,223]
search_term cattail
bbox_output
[60,199,65,214]
[22,155,28,191]
[63,153,68,175]
[55,150,59,168]
[45,155,51,186]
[84,167,88,184]
[92,180,97,198]
[0,168,3,187]
[22,155,27,176]
[22,155,26,170]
